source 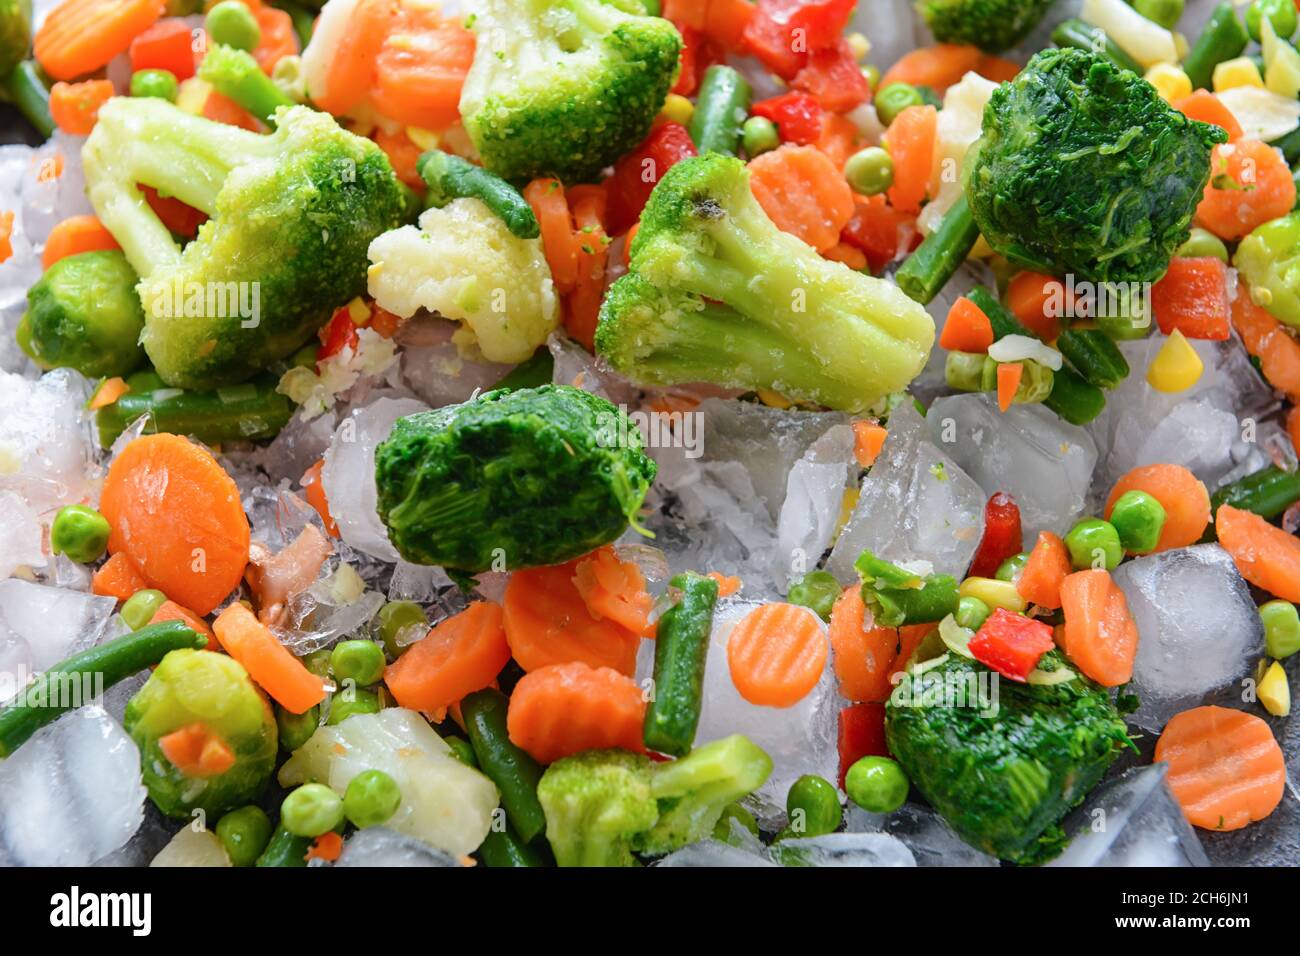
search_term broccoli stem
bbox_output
[1049,20,1143,75]
[95,374,294,447]
[894,195,980,304]
[198,44,296,126]
[417,149,540,239]
[2,60,54,139]
[1182,2,1249,91]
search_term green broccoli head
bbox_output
[459,0,682,182]
[595,153,935,412]
[885,650,1131,864]
[635,734,773,857]
[374,384,657,573]
[914,0,1056,52]
[19,250,145,378]
[536,749,659,867]
[964,47,1226,284]
[82,96,406,389]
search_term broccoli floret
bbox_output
[19,250,145,378]
[536,749,659,867]
[964,47,1226,284]
[374,384,657,573]
[458,0,682,182]
[595,153,935,412]
[635,735,773,857]
[915,0,1056,52]
[885,650,1132,864]
[366,198,558,363]
[82,96,406,389]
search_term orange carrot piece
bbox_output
[851,419,887,468]
[822,241,868,270]
[1105,463,1211,552]
[828,585,899,703]
[0,210,13,265]
[100,433,250,615]
[938,295,995,352]
[1216,503,1300,603]
[35,0,166,81]
[974,54,1020,83]
[372,127,425,190]
[299,459,339,538]
[149,599,218,650]
[525,178,580,294]
[572,546,654,638]
[1232,293,1300,403]
[1174,89,1243,142]
[383,602,510,714]
[1156,706,1285,830]
[1288,406,1300,456]
[996,361,1022,412]
[1150,256,1231,341]
[202,89,260,130]
[747,144,854,252]
[1059,569,1139,687]
[213,602,327,713]
[88,376,130,411]
[879,44,984,94]
[369,3,475,129]
[565,188,609,351]
[49,78,115,135]
[41,214,120,270]
[622,221,640,269]
[707,572,742,597]
[306,830,344,862]
[92,552,150,602]
[251,5,298,74]
[1196,139,1296,241]
[158,722,236,777]
[506,661,647,764]
[885,105,937,214]
[1016,531,1070,610]
[317,0,397,116]
[816,112,859,169]
[727,601,829,707]
[503,559,641,675]
[1006,271,1067,342]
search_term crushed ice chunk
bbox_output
[0,578,116,673]
[0,489,44,579]
[0,367,96,513]
[402,336,513,409]
[775,424,856,589]
[847,803,1000,866]
[654,839,777,867]
[770,831,917,867]
[335,827,462,867]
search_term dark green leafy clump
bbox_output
[885,650,1132,864]
[915,0,1056,52]
[964,47,1226,283]
[374,384,657,573]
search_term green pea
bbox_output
[844,146,894,196]
[1247,0,1296,41]
[844,755,909,813]
[1176,227,1229,263]
[786,570,841,621]
[1260,600,1300,659]
[276,702,320,752]
[741,115,779,158]
[446,736,477,767]
[1064,518,1123,571]
[343,769,403,828]
[785,774,841,837]
[1108,490,1167,555]
[50,505,111,564]
[1134,0,1183,29]
[713,802,760,843]
[994,552,1030,583]
[327,687,383,725]
[216,805,273,867]
[376,600,428,658]
[875,82,923,126]
[121,589,167,631]
[330,639,386,686]
[301,648,333,679]
[205,0,262,51]
[281,783,345,838]
[955,595,992,631]
[129,68,178,101]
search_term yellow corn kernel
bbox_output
[1259,660,1291,716]
[1144,63,1192,103]
[406,127,440,151]
[958,577,1028,613]
[346,297,370,325]
[1174,32,1190,61]
[756,387,794,409]
[835,486,860,539]
[660,93,694,126]
[1147,329,1204,392]
[175,77,213,116]
[1213,56,1265,92]
[847,31,871,61]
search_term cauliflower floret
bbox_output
[366,198,559,363]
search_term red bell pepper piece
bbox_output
[670,24,727,97]
[129,18,198,81]
[316,306,361,363]
[967,492,1023,579]
[1151,256,1231,341]
[792,39,871,113]
[968,608,1055,683]
[840,194,918,273]
[743,0,857,79]
[141,185,207,239]
[837,701,889,789]
[604,121,698,237]
[750,91,824,146]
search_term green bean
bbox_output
[689,65,751,157]
[418,149,540,239]
[461,688,547,844]
[1183,2,1250,90]
[643,572,719,757]
[965,285,1035,341]
[446,735,477,767]
[3,61,54,139]
[121,589,167,631]
[894,196,980,305]
[865,574,960,627]
[95,374,293,448]
[1050,19,1144,74]
[255,825,312,867]
[1209,465,1300,521]
[1057,328,1130,389]
[479,823,547,867]
[1044,365,1107,425]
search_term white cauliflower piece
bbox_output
[366,198,559,363]
[920,70,998,236]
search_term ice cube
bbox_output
[0,579,116,672]
[20,132,95,248]
[1049,764,1209,867]
[926,393,1098,540]
[402,338,513,409]
[654,839,777,867]
[321,396,428,562]
[847,803,1000,866]
[94,802,178,867]
[0,489,44,579]
[1112,544,1264,732]
[0,626,32,705]
[770,832,917,867]
[0,367,96,513]
[389,561,455,603]
[548,332,639,406]
[0,707,146,866]
[775,423,855,588]
[256,407,339,485]
[829,401,985,581]
[335,826,461,867]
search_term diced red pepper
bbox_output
[317,306,361,363]
[604,121,698,237]
[1151,256,1231,341]
[750,91,824,146]
[743,0,856,79]
[141,185,207,239]
[837,702,890,789]
[670,24,727,97]
[967,492,1024,579]
[129,18,198,81]
[968,608,1055,683]
[840,195,918,273]
[792,39,871,113]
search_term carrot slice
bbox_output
[506,661,647,764]
[41,214,120,270]
[202,88,260,130]
[822,241,868,270]
[383,602,510,715]
[571,546,654,639]
[1216,503,1300,603]
[88,376,130,411]
[1173,89,1243,142]
[306,830,344,862]
[1196,139,1296,241]
[149,599,218,650]
[1006,271,1067,342]
[816,112,860,169]
[879,43,984,95]
[727,602,829,707]
[974,54,1020,83]
[524,178,580,294]
[0,210,13,265]
[372,126,424,190]
[369,3,474,129]
[251,5,298,75]
[213,603,327,713]
[317,0,397,116]
[49,79,115,135]
[885,105,937,215]
[100,433,250,615]
[299,459,339,538]
[1059,569,1139,687]
[1155,706,1285,831]
[996,361,1022,412]
[938,295,995,352]
[1232,293,1300,403]
[158,721,236,778]
[92,552,150,602]
[747,144,854,253]
[1151,256,1230,341]
[1016,531,1071,610]
[503,559,641,675]
[828,585,900,703]
[707,572,742,597]
[1105,463,1211,553]
[35,0,166,81]
[851,419,887,468]
[564,187,610,351]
